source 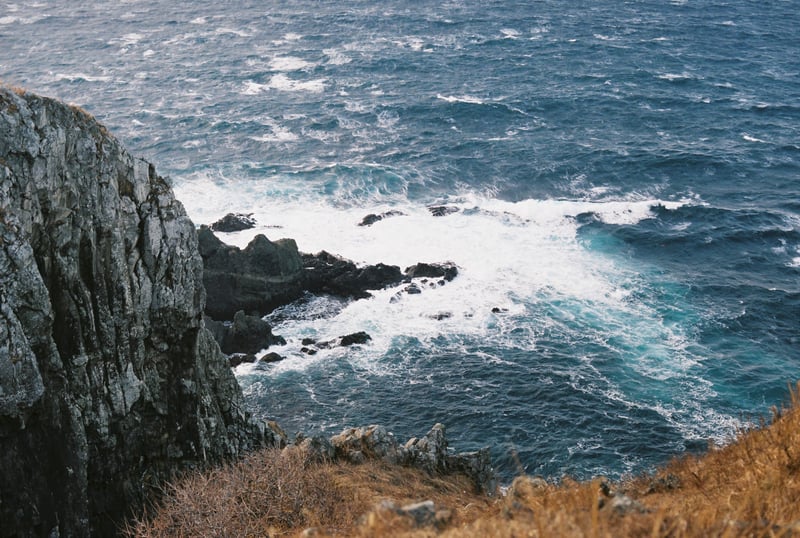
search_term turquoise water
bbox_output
[2,0,798,480]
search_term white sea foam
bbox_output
[742,133,766,143]
[215,27,251,37]
[53,72,112,83]
[501,28,520,39]
[269,56,313,71]
[657,72,696,82]
[322,48,351,66]
[436,94,484,104]
[266,74,326,93]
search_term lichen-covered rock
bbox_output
[0,88,268,537]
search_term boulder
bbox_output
[0,88,270,537]
[210,212,256,232]
[404,262,458,282]
[340,331,372,346]
[259,352,285,363]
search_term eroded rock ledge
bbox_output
[0,88,278,537]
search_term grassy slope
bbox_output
[131,383,800,537]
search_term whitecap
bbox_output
[215,27,250,37]
[54,73,112,83]
[269,56,313,71]
[657,72,693,81]
[742,133,767,143]
[266,74,326,93]
[436,93,484,105]
[241,80,269,95]
[189,16,207,24]
[501,28,520,39]
[323,48,351,65]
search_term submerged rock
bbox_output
[428,205,459,217]
[0,88,271,536]
[358,210,406,227]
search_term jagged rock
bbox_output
[428,312,453,320]
[404,423,449,474]
[404,262,458,282]
[0,88,269,536]
[330,425,404,465]
[358,210,405,227]
[428,205,459,217]
[228,353,257,368]
[297,435,335,463]
[221,310,285,355]
[449,448,497,495]
[210,212,256,232]
[326,423,495,495]
[340,331,372,346]
[199,227,305,319]
[301,251,404,299]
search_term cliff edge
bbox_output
[0,87,273,536]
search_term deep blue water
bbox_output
[2,0,799,480]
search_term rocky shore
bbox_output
[0,88,492,536]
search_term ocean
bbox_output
[2,0,798,481]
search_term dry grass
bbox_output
[128,446,493,537]
[131,383,800,537]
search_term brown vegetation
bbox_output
[131,383,800,537]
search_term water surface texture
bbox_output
[3,0,799,480]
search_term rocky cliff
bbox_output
[0,87,275,536]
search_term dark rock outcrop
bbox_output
[210,212,256,232]
[301,251,403,299]
[199,227,305,319]
[405,262,458,283]
[0,88,273,537]
[339,331,372,346]
[357,209,405,227]
[205,311,285,355]
[428,205,459,217]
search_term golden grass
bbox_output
[131,383,800,537]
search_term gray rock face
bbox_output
[0,88,270,536]
[198,226,305,319]
[329,423,496,495]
